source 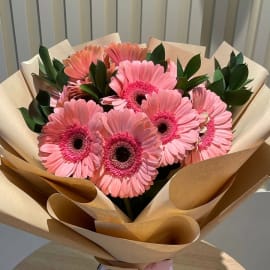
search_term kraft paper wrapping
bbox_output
[47,193,200,264]
[0,165,113,260]
[0,33,270,268]
[147,37,213,77]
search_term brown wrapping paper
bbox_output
[1,147,129,223]
[231,84,270,152]
[0,74,39,164]
[47,193,200,264]
[147,37,213,77]
[0,165,113,260]
[0,34,270,267]
[73,33,121,51]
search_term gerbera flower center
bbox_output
[152,112,177,144]
[104,133,142,177]
[123,81,158,111]
[115,146,131,162]
[73,138,83,149]
[136,94,146,105]
[60,125,93,162]
[158,122,168,134]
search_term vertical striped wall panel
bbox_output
[0,0,270,82]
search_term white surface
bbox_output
[0,192,270,270]
[0,225,48,270]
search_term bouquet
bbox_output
[1,33,270,270]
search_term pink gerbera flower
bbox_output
[38,99,103,178]
[56,81,91,107]
[91,109,162,198]
[105,43,147,65]
[103,60,177,112]
[141,90,199,166]
[64,45,104,80]
[185,85,233,165]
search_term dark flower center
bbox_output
[73,138,83,149]
[115,146,131,162]
[136,94,146,105]
[158,123,168,134]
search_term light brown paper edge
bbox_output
[47,194,200,264]
[0,168,113,260]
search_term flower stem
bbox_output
[123,198,134,220]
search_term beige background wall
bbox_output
[0,0,270,81]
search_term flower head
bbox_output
[185,85,233,165]
[103,60,177,112]
[64,45,104,80]
[38,99,103,178]
[141,90,199,166]
[91,109,162,198]
[56,80,91,107]
[105,43,147,65]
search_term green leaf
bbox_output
[224,89,252,106]
[184,54,201,79]
[213,69,224,82]
[80,84,99,101]
[19,107,36,131]
[38,60,46,76]
[176,76,188,91]
[149,43,165,65]
[56,70,69,89]
[39,46,57,82]
[177,59,184,78]
[89,63,96,82]
[40,105,53,118]
[36,90,50,106]
[95,60,107,92]
[235,53,244,65]
[214,58,221,70]
[19,107,42,133]
[207,79,225,98]
[53,58,64,71]
[229,64,248,90]
[146,52,152,61]
[29,99,46,125]
[221,66,230,86]
[186,75,208,90]
[229,51,236,68]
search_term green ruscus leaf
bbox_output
[184,54,201,79]
[19,107,42,133]
[39,46,57,82]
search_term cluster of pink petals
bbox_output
[64,45,104,80]
[56,80,90,107]
[39,41,235,199]
[91,109,162,198]
[141,90,199,166]
[105,43,147,66]
[103,60,177,111]
[38,99,104,178]
[185,85,233,165]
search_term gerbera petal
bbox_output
[185,85,233,165]
[92,108,161,198]
[38,99,103,178]
[141,90,199,166]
